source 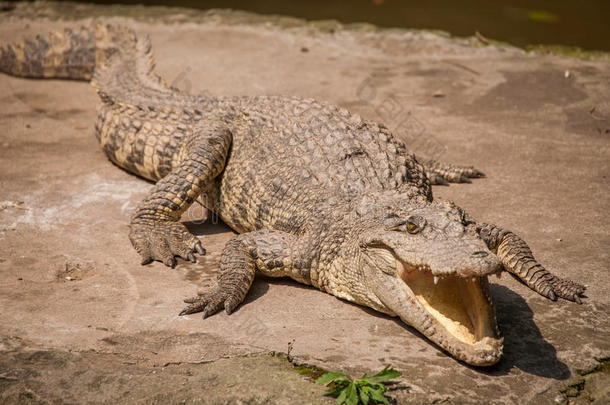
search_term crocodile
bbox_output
[0,25,585,366]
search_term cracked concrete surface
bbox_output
[0,2,609,404]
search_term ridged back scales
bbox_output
[215,95,431,234]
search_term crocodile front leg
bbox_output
[180,230,299,318]
[129,123,231,267]
[477,223,586,303]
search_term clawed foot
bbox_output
[421,158,485,185]
[180,286,242,318]
[531,275,586,304]
[428,165,485,185]
[129,221,206,268]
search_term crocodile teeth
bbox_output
[433,276,439,285]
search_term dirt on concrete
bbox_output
[0,2,609,404]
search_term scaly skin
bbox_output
[477,223,586,303]
[0,24,586,366]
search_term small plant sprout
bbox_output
[315,365,402,405]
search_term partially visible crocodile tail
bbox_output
[0,24,139,81]
[90,25,174,105]
[1,24,186,106]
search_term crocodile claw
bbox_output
[535,275,586,304]
[463,167,485,178]
[180,287,241,318]
[551,277,586,303]
[423,158,486,185]
[195,242,206,255]
[129,221,205,268]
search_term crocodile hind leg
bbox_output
[129,123,231,267]
[417,156,485,185]
[180,230,299,318]
[477,223,586,303]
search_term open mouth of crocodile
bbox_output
[396,262,503,365]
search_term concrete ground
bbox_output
[0,2,609,404]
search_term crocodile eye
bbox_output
[406,216,426,234]
[388,216,426,233]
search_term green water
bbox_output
[80,0,610,52]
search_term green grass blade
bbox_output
[365,366,402,383]
[316,372,348,385]
[358,385,370,405]
[336,387,348,404]
[368,388,390,404]
[345,382,359,405]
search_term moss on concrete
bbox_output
[526,44,610,61]
[559,357,610,404]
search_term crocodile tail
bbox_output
[0,24,137,81]
[91,26,172,104]
[2,24,203,108]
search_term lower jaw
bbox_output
[416,316,503,366]
[433,333,503,366]
[401,270,503,366]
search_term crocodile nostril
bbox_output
[472,251,489,258]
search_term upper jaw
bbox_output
[371,259,503,366]
[405,261,503,285]
[400,248,504,279]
